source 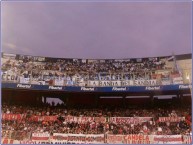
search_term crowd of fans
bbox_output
[1,54,175,86]
[2,102,191,140]
[1,54,189,142]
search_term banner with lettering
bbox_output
[106,135,185,144]
[19,140,32,144]
[94,117,107,123]
[85,134,104,144]
[170,73,181,78]
[19,77,30,84]
[161,79,171,85]
[88,80,157,87]
[88,81,122,87]
[52,133,68,143]
[182,135,192,144]
[30,116,58,122]
[132,80,157,86]
[106,134,126,144]
[64,116,106,123]
[109,117,152,125]
[4,134,192,144]
[172,77,184,84]
[67,134,86,144]
[52,133,104,144]
[64,116,94,123]
[158,117,185,122]
[152,135,183,144]
[2,114,23,121]
[126,134,152,144]
[31,132,50,141]
[50,140,67,144]
[54,79,64,86]
[107,134,153,144]
[31,80,45,85]
[20,140,51,144]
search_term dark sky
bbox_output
[2,1,192,59]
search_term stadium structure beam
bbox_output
[96,95,99,107]
[123,95,126,107]
[180,94,183,106]
[150,94,154,107]
[44,96,46,104]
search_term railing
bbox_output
[1,73,184,87]
[1,132,192,144]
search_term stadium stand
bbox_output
[1,53,189,86]
[1,53,192,144]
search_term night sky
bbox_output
[2,1,192,59]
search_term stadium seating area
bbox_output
[1,53,182,86]
[2,103,191,141]
[1,53,191,144]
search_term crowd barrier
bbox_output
[1,83,191,93]
[1,77,184,87]
[2,114,189,124]
[1,134,192,144]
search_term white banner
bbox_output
[54,79,64,86]
[67,134,86,144]
[173,77,183,84]
[50,140,68,144]
[159,117,185,122]
[20,140,50,144]
[52,133,68,143]
[100,81,122,86]
[52,133,104,144]
[133,80,157,86]
[109,117,152,125]
[153,135,183,144]
[53,133,68,139]
[19,77,30,84]
[23,133,104,144]
[13,134,192,144]
[106,134,152,144]
[106,135,185,144]
[31,80,45,85]
[2,53,16,58]
[31,132,50,141]
[85,134,104,144]
[64,116,94,123]
[88,81,100,86]
[161,80,171,85]
[88,80,156,87]
[121,80,134,86]
[173,77,183,81]
[173,80,184,84]
[106,134,126,144]
[183,135,192,144]
[88,81,123,87]
[64,116,106,123]
[126,134,152,144]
